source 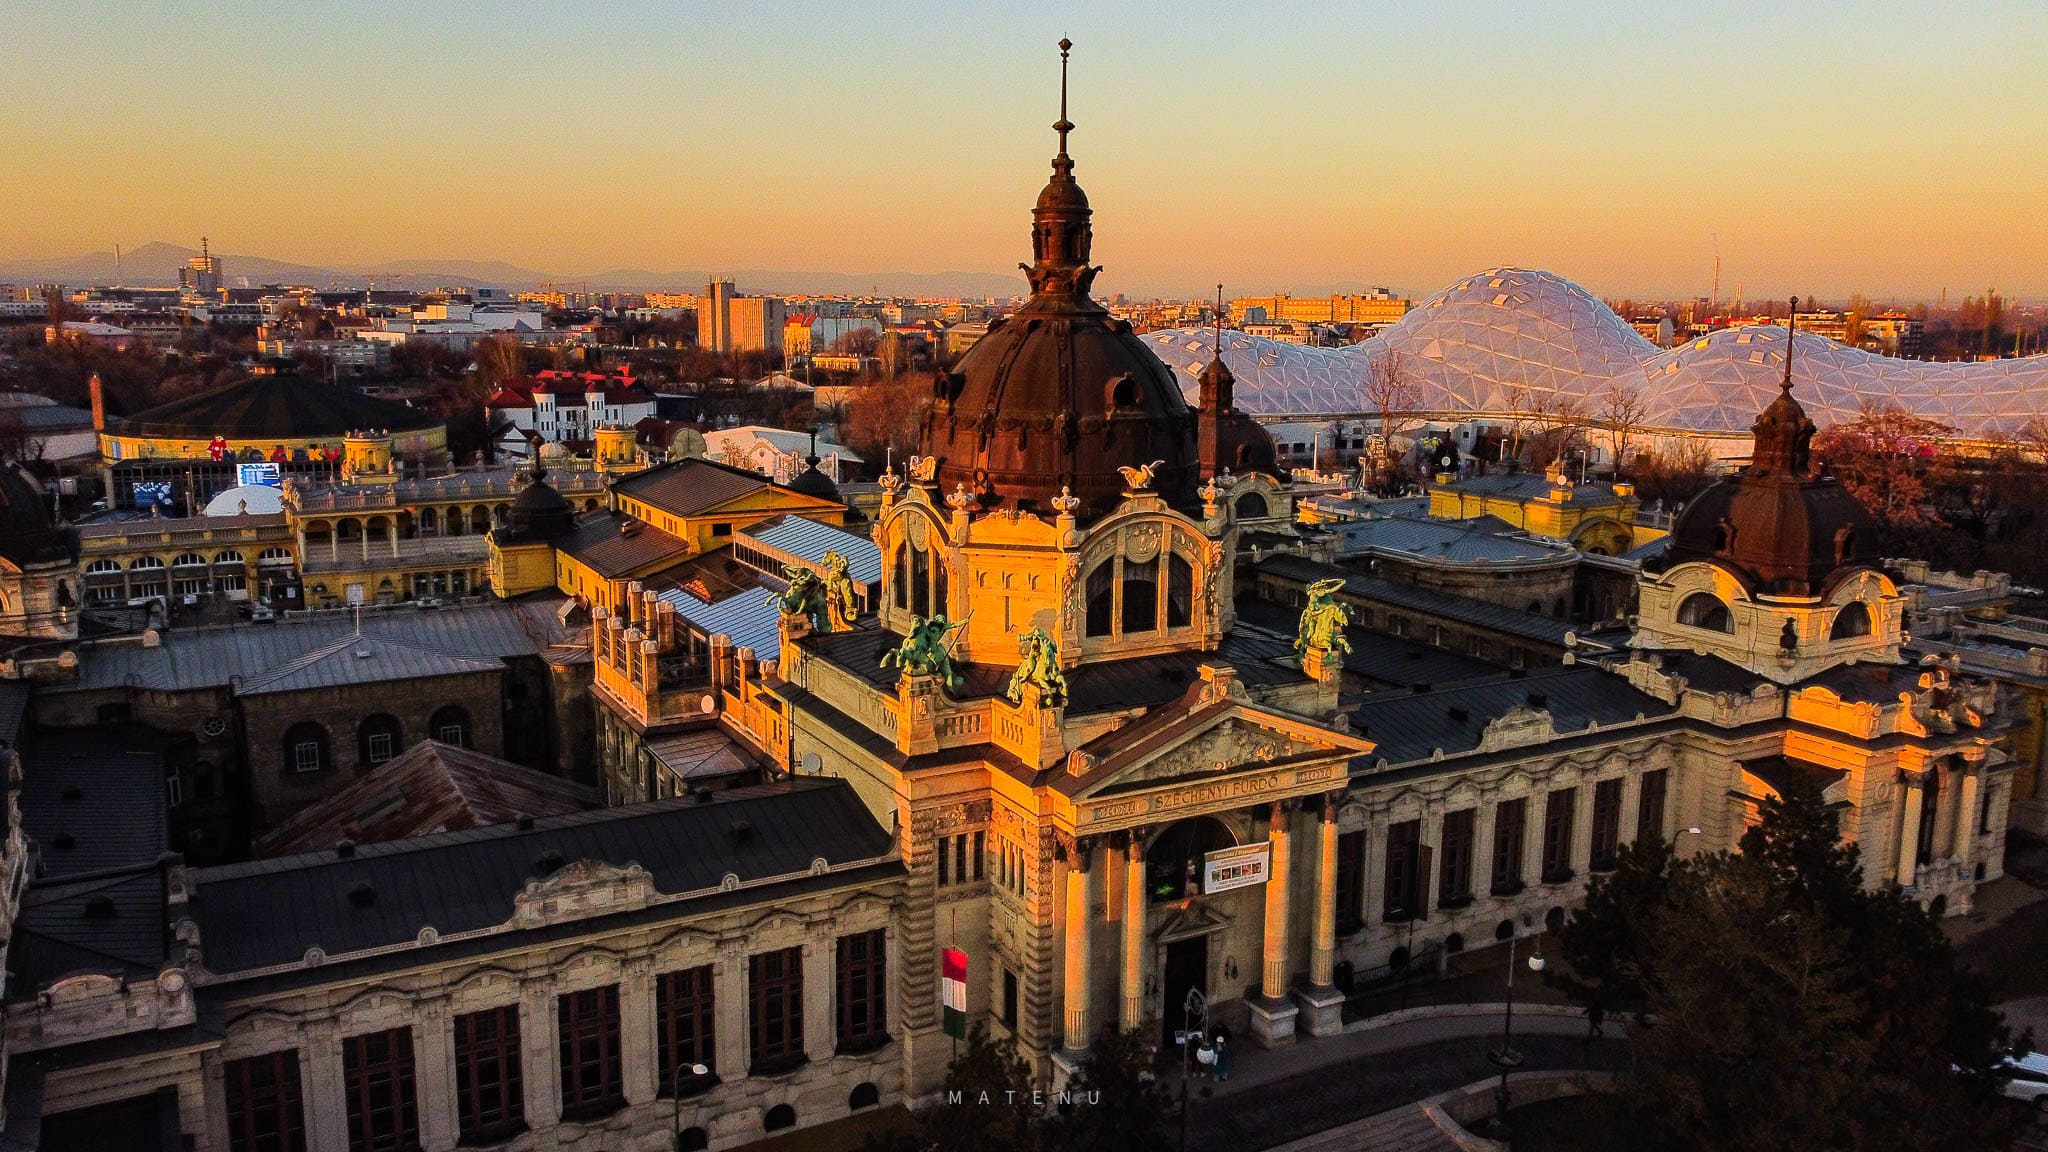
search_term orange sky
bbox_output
[3,2,2044,300]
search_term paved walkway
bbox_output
[1175,1012,1625,1152]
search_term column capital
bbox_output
[1321,790,1345,822]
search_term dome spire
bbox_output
[1023,38,1098,302]
[1199,283,1235,413]
[1749,296,1815,480]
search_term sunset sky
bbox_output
[4,1,2044,300]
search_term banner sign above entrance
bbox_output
[1201,842,1271,894]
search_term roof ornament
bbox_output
[1749,296,1816,480]
[1055,37,1073,159]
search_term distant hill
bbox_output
[0,243,1024,299]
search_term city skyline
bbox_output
[4,2,2046,301]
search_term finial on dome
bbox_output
[1055,38,1074,159]
[1782,295,1798,393]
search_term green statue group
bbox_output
[1295,577,1353,662]
[769,551,860,633]
[879,618,1069,705]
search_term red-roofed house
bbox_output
[485,369,659,456]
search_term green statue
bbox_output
[881,614,962,691]
[769,563,829,632]
[1004,628,1069,705]
[822,550,859,631]
[1295,577,1354,662]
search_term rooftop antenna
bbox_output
[1710,233,1720,315]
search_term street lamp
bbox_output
[671,1062,710,1151]
[1487,919,1545,1137]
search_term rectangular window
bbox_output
[1636,769,1668,842]
[1542,787,1577,883]
[343,1029,418,1152]
[453,1006,524,1143]
[836,929,889,1051]
[557,986,623,1120]
[293,741,322,773]
[1383,819,1419,922]
[1981,787,1994,835]
[972,831,985,881]
[226,1051,306,1152]
[955,835,968,884]
[711,522,732,537]
[1590,779,1624,871]
[366,732,394,763]
[1335,828,1366,935]
[1439,809,1475,906]
[1491,798,1527,894]
[936,836,949,886]
[657,966,716,1093]
[749,947,806,1071]
[1001,967,1019,1031]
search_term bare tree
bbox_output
[1523,390,1589,469]
[1598,383,1650,478]
[1361,350,1418,489]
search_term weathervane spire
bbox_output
[1783,295,1798,393]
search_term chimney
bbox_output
[89,373,105,432]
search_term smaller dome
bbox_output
[786,455,841,502]
[202,484,285,516]
[500,466,576,543]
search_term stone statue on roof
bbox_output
[822,551,858,631]
[770,563,829,632]
[882,614,961,691]
[1295,577,1354,663]
[1005,627,1068,705]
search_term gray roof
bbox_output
[559,512,690,579]
[1330,514,1573,566]
[1232,598,1502,690]
[611,457,788,518]
[739,514,882,584]
[233,631,504,696]
[657,584,781,658]
[186,778,892,974]
[0,681,27,746]
[1256,553,1590,649]
[56,602,551,695]
[1347,665,1675,765]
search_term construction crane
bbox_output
[1710,233,1721,317]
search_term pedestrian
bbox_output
[1195,1035,1216,1079]
[1213,1034,1229,1082]
[1586,1003,1605,1043]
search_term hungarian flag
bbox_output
[941,948,967,1039]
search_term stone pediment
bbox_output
[1153,900,1231,943]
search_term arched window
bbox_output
[258,547,294,565]
[284,721,330,774]
[86,559,122,575]
[1676,592,1732,633]
[893,547,908,609]
[849,1083,880,1111]
[172,552,207,568]
[1830,601,1872,640]
[910,545,930,618]
[764,1104,796,1133]
[1234,492,1268,519]
[1834,526,1857,565]
[430,705,471,748]
[1166,553,1194,628]
[1084,560,1113,638]
[1143,817,1237,903]
[358,714,404,767]
[419,507,438,535]
[1121,558,1159,633]
[212,550,244,566]
[129,557,165,571]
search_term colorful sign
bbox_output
[940,948,968,1039]
[237,462,283,488]
[1201,842,1272,894]
[131,480,174,510]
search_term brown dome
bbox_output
[918,43,1198,523]
[1659,319,1877,596]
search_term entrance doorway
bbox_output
[1161,934,1209,1049]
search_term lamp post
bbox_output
[1487,922,1545,1137]
[671,1062,709,1151]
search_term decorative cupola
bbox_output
[1634,299,1903,682]
[1196,284,1281,481]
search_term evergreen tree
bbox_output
[866,1023,1039,1152]
[1040,1029,1173,1152]
[1557,778,2020,1151]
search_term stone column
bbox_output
[714,945,748,1080]
[415,1000,460,1152]
[1294,792,1347,1037]
[1249,803,1301,1048]
[619,958,657,1107]
[1471,802,1497,900]
[1120,830,1146,1033]
[1897,775,1924,887]
[520,981,560,1131]
[302,1021,347,1152]
[802,928,835,1061]
[1060,838,1094,1054]
[1310,795,1339,988]
[1954,766,1982,867]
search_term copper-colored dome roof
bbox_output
[1659,317,1877,596]
[918,44,1197,522]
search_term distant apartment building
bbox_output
[180,239,223,295]
[642,291,702,310]
[1794,310,1925,358]
[785,314,881,360]
[486,369,659,452]
[1631,316,1676,347]
[700,280,786,356]
[1231,289,1411,327]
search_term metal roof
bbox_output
[186,779,892,975]
[234,631,505,696]
[1330,515,1573,566]
[557,512,691,579]
[1347,665,1674,765]
[610,457,787,519]
[56,602,551,695]
[645,729,760,782]
[738,515,881,584]
[1439,472,1624,507]
[656,583,782,658]
[1255,553,1591,649]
